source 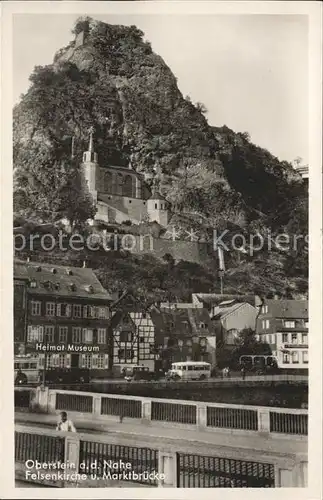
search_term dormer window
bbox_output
[43,281,53,290]
[85,285,94,294]
[66,269,73,276]
[36,266,41,272]
[51,268,57,274]
[29,280,37,288]
[69,283,76,292]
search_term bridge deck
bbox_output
[15,411,307,461]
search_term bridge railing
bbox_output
[17,386,308,437]
[14,423,308,488]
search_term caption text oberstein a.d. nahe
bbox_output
[24,459,165,483]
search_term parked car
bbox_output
[124,366,161,382]
[39,368,90,384]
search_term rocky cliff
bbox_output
[13,17,308,294]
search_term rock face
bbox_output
[13,17,306,231]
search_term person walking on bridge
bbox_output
[56,411,76,432]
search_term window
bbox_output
[120,331,133,343]
[73,304,82,318]
[301,333,308,344]
[305,321,309,328]
[291,333,298,344]
[283,352,290,364]
[291,351,299,364]
[282,333,288,343]
[27,325,43,342]
[139,337,145,343]
[83,354,92,369]
[45,325,55,343]
[45,302,56,316]
[31,301,41,316]
[83,305,92,318]
[98,307,109,319]
[83,329,93,343]
[97,354,105,369]
[72,327,82,343]
[155,203,158,209]
[59,326,68,343]
[118,349,134,360]
[57,303,71,318]
[302,351,308,364]
[284,321,295,328]
[262,319,269,330]
[58,354,66,368]
[97,328,106,344]
[262,305,268,314]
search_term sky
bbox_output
[13,13,309,164]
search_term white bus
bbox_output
[167,361,211,381]
[14,355,40,384]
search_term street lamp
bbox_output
[218,269,225,295]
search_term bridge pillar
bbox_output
[34,386,49,412]
[64,435,80,482]
[257,407,270,433]
[197,403,207,429]
[142,400,152,423]
[47,390,56,413]
[300,461,308,487]
[93,395,102,416]
[158,452,177,487]
[276,467,294,487]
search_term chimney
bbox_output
[82,260,86,268]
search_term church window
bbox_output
[117,174,123,196]
[155,203,158,209]
[124,175,133,197]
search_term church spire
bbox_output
[82,126,98,164]
[88,125,94,153]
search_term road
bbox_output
[15,412,307,457]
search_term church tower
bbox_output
[147,187,169,227]
[82,127,98,204]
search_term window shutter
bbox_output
[92,355,98,368]
[81,354,86,368]
[66,354,71,368]
[104,355,109,369]
[82,328,87,343]
[39,326,44,342]
[56,304,61,316]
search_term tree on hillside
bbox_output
[195,102,208,114]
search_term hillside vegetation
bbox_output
[13,17,308,299]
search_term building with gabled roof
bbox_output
[211,300,258,347]
[256,299,308,370]
[108,291,216,371]
[14,259,113,376]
